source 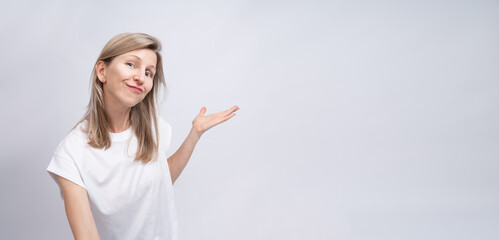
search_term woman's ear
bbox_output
[95,60,107,83]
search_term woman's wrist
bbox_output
[189,127,203,140]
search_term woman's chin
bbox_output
[129,102,141,108]
[124,97,145,108]
[121,101,140,108]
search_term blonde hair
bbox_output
[74,32,166,163]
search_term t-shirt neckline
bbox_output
[109,126,132,142]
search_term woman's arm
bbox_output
[56,175,100,240]
[167,105,239,185]
[167,128,201,184]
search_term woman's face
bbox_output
[96,48,157,109]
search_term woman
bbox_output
[46,32,239,240]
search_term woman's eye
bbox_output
[146,72,153,78]
[126,62,134,68]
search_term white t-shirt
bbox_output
[46,116,180,240]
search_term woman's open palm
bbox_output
[192,105,239,135]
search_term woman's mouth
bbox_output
[127,85,143,93]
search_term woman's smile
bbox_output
[126,84,143,93]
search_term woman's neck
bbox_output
[104,102,132,133]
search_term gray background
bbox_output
[1,0,498,239]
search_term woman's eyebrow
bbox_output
[126,54,156,70]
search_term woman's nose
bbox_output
[133,71,145,83]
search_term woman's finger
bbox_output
[223,105,239,114]
[198,107,207,116]
[218,112,236,124]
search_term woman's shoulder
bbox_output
[53,120,89,155]
[156,115,173,152]
[69,119,89,141]
[157,115,172,131]
[156,115,173,143]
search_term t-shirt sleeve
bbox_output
[46,138,87,199]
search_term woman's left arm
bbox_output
[167,105,239,184]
